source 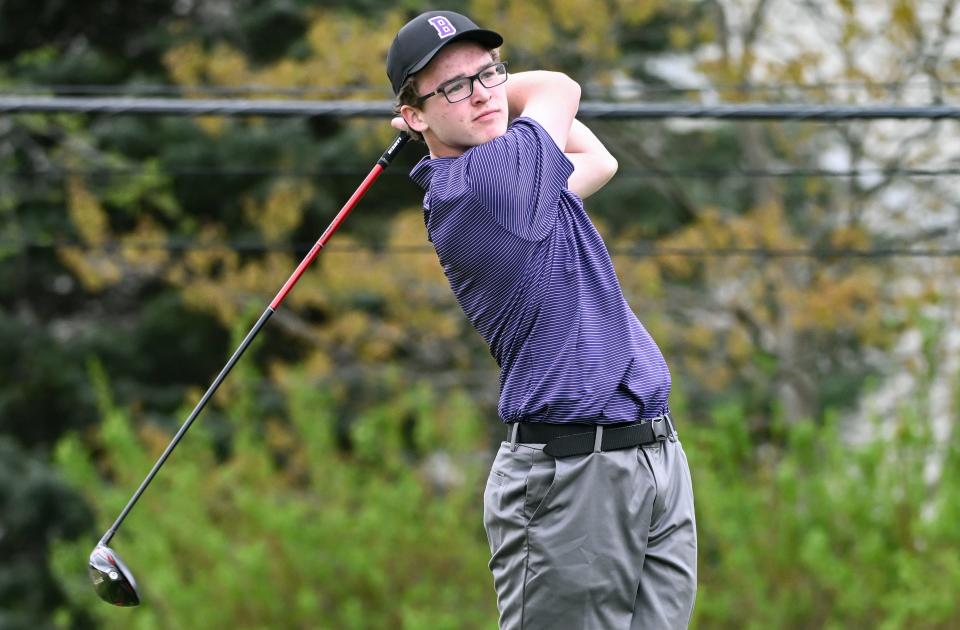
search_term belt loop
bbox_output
[510,423,519,452]
[593,425,604,452]
[666,412,678,442]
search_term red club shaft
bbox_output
[98,133,411,547]
[271,161,384,309]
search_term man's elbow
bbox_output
[547,71,581,105]
[602,152,618,182]
[564,74,582,102]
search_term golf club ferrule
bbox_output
[378,132,411,167]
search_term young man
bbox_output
[386,11,697,629]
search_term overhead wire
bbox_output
[8,80,960,98]
[4,96,960,119]
[7,166,960,180]
[3,94,958,259]
[4,237,959,259]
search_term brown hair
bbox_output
[392,48,501,143]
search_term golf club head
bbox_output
[89,544,140,607]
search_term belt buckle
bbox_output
[651,415,668,441]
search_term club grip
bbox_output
[377,132,412,167]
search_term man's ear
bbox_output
[400,104,428,134]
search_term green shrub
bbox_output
[51,362,498,629]
[688,402,960,629]
[51,364,960,629]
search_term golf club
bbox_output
[88,132,411,607]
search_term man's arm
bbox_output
[506,73,616,199]
[506,70,580,151]
[564,119,618,199]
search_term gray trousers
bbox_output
[482,432,697,630]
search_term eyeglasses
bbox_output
[417,61,509,104]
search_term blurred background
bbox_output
[3,0,960,628]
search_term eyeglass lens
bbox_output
[441,63,508,103]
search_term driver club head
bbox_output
[89,544,141,607]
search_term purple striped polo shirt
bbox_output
[410,117,671,424]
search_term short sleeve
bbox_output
[461,117,574,241]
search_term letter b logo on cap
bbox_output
[428,16,457,38]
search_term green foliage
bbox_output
[49,368,960,628]
[0,312,99,448]
[51,360,497,629]
[688,403,960,629]
[0,437,94,629]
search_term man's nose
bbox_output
[471,78,491,102]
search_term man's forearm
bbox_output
[564,119,607,155]
[565,119,618,199]
[505,70,579,119]
[505,70,580,149]
[505,71,615,198]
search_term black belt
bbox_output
[507,414,676,458]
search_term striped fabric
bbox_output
[410,117,670,424]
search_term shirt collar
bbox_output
[409,154,455,190]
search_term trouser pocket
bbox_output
[523,454,557,524]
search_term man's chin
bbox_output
[428,127,508,156]
[455,129,506,149]
[479,124,508,143]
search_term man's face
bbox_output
[403,41,509,157]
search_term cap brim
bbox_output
[406,29,504,78]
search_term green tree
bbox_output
[0,437,94,629]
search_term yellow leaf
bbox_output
[66,177,110,247]
[121,215,170,273]
[244,179,313,242]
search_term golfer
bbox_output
[386,11,697,629]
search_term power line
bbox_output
[9,79,960,98]
[0,96,392,118]
[579,103,960,120]
[636,80,960,96]
[7,166,960,180]
[5,96,960,119]
[5,237,959,258]
[6,84,378,97]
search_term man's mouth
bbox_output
[474,109,500,121]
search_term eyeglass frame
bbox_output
[415,61,509,105]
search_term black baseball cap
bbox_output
[386,11,503,95]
